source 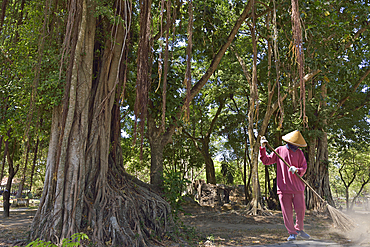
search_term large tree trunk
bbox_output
[149,136,165,189]
[29,1,174,245]
[306,131,334,210]
[148,115,174,190]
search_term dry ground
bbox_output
[1,205,370,247]
[0,209,36,247]
[174,203,370,247]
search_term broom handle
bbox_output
[265,142,328,205]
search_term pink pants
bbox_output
[278,193,305,235]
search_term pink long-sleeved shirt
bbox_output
[259,145,307,194]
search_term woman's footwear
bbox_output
[287,234,297,241]
[297,230,310,239]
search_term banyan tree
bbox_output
[29,0,174,245]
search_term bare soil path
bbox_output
[1,206,369,247]
[0,209,36,247]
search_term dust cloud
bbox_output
[340,211,370,246]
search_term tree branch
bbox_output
[187,0,253,104]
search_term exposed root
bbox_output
[244,200,273,216]
[83,170,177,246]
[29,168,177,247]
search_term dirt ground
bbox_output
[0,209,36,247]
[1,205,370,247]
[176,203,370,246]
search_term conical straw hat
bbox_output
[282,130,307,147]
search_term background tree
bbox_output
[330,144,370,211]
[146,0,253,190]
[182,91,226,185]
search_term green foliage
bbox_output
[23,239,56,247]
[162,169,191,214]
[16,233,89,247]
[220,160,234,185]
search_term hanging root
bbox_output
[327,204,356,231]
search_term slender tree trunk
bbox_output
[264,166,269,199]
[3,138,19,217]
[245,0,267,215]
[0,137,6,183]
[244,140,252,203]
[16,143,31,198]
[230,97,252,203]
[350,178,370,210]
[3,172,14,217]
[0,136,3,161]
[183,98,224,185]
[201,140,216,184]
[243,145,248,203]
[345,187,350,211]
[29,137,40,192]
[29,118,42,193]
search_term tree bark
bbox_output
[245,0,268,215]
[29,132,40,192]
[16,143,31,198]
[305,83,334,210]
[148,114,174,190]
[201,139,216,184]
[0,135,7,183]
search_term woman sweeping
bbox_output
[259,130,311,241]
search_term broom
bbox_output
[265,142,356,231]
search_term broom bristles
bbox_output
[327,204,356,231]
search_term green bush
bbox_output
[16,233,89,247]
[162,170,190,214]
